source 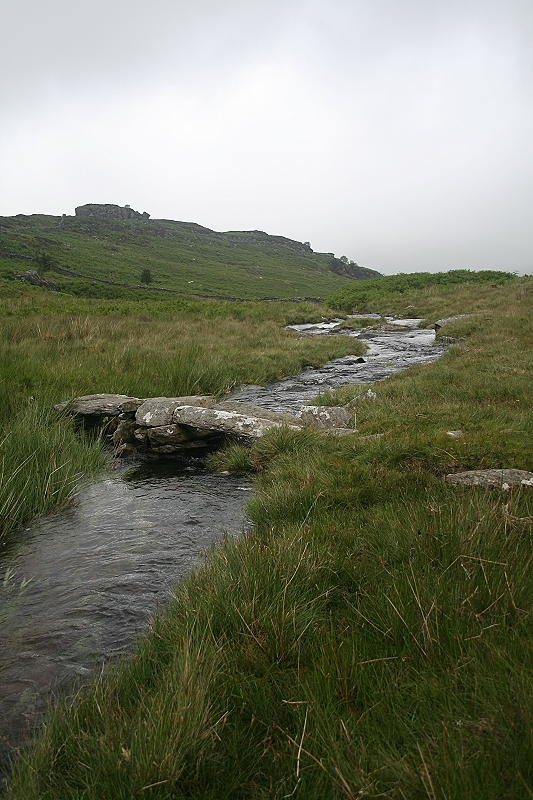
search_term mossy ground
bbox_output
[4,278,532,798]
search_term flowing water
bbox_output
[229,318,445,413]
[0,462,251,783]
[0,318,445,784]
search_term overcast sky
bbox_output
[1,0,532,274]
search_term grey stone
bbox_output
[112,419,138,447]
[146,425,191,446]
[438,336,466,345]
[172,405,301,439]
[135,396,215,427]
[214,400,301,425]
[325,427,358,436]
[14,270,61,292]
[75,203,150,221]
[55,393,143,416]
[445,469,533,488]
[144,424,219,447]
[299,405,352,430]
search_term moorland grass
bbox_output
[0,282,364,542]
[0,214,370,299]
[5,279,532,798]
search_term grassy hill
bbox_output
[0,212,380,300]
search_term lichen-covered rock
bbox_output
[135,397,215,427]
[445,469,533,488]
[55,394,144,416]
[213,400,301,426]
[299,405,352,430]
[172,406,301,439]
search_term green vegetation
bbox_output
[5,278,532,798]
[329,269,515,312]
[0,214,379,300]
[0,279,364,543]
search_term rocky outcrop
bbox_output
[445,469,533,488]
[14,270,61,292]
[74,204,150,221]
[55,394,356,457]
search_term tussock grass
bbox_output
[5,278,532,798]
[7,489,531,798]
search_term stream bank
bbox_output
[0,318,446,785]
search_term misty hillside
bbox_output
[0,209,380,300]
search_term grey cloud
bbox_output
[1,0,532,273]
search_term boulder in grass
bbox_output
[445,469,533,488]
[299,405,352,430]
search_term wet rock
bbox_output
[112,419,138,447]
[172,405,301,439]
[55,394,144,416]
[299,405,353,430]
[445,469,533,488]
[135,396,215,427]
[146,425,191,446]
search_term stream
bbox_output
[0,318,445,784]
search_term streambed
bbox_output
[0,318,446,783]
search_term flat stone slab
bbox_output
[445,469,533,488]
[54,394,144,416]
[213,399,302,426]
[172,406,302,439]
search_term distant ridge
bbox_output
[0,208,381,300]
